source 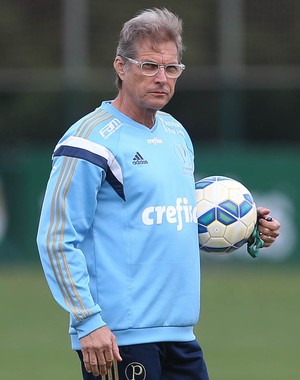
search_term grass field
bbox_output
[1,263,299,380]
[198,262,300,380]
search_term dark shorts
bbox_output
[77,340,209,380]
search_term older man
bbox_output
[37,8,280,380]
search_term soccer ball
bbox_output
[195,176,257,254]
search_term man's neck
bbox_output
[111,96,156,129]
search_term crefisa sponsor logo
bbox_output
[147,137,163,145]
[142,197,198,231]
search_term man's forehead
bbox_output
[135,40,179,61]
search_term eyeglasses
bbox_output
[122,56,185,78]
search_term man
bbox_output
[37,8,280,380]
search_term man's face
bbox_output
[119,39,180,113]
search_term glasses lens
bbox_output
[139,61,184,78]
[165,65,181,78]
[141,62,159,75]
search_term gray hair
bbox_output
[114,8,184,88]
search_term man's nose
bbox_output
[155,67,168,82]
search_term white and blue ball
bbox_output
[195,176,257,254]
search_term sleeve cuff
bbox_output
[73,312,106,340]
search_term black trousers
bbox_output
[77,340,209,380]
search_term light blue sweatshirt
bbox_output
[37,101,201,350]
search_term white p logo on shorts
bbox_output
[125,362,146,380]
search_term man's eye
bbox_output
[142,63,158,71]
[166,65,179,74]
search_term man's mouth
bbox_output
[149,90,168,95]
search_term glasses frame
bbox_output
[121,56,185,78]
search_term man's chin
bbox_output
[149,98,171,111]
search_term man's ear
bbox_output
[113,56,126,80]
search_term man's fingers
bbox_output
[80,327,122,376]
[104,348,114,370]
[112,334,122,362]
[84,349,116,376]
[82,350,106,376]
[82,351,92,373]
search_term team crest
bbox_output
[125,362,147,380]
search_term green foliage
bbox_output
[1,0,300,145]
[1,265,299,380]
[0,1,61,68]
[2,0,300,69]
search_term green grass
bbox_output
[196,262,300,380]
[1,264,299,380]
[0,266,79,380]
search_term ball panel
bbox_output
[198,224,208,234]
[245,223,256,239]
[219,200,239,216]
[228,188,245,204]
[203,183,228,204]
[217,207,237,225]
[240,200,253,217]
[195,179,214,189]
[239,206,257,227]
[198,208,216,226]
[244,193,254,204]
[206,220,226,237]
[224,222,247,244]
[199,232,211,245]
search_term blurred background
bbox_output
[0,1,299,379]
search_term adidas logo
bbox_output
[132,152,148,165]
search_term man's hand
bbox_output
[80,325,122,377]
[257,207,280,247]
